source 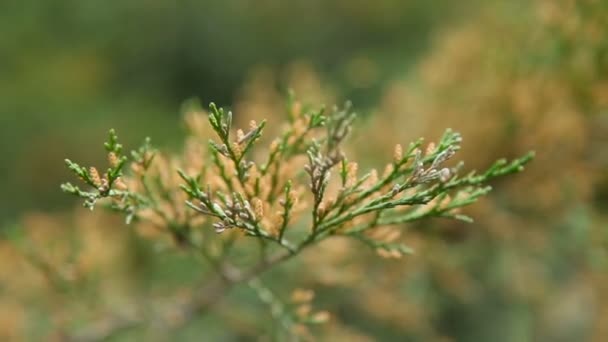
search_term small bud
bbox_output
[440,194,452,208]
[393,144,403,163]
[99,178,109,192]
[324,197,335,210]
[213,222,226,233]
[390,184,401,197]
[368,169,379,185]
[231,142,242,159]
[114,177,128,191]
[270,139,280,153]
[252,198,264,220]
[377,249,391,258]
[131,163,144,175]
[377,248,400,259]
[296,304,312,318]
[89,167,102,187]
[383,163,394,178]
[107,152,119,168]
[293,117,307,136]
[426,142,436,156]
[439,168,451,182]
[249,120,257,131]
[291,289,315,303]
[143,151,154,163]
[346,162,358,187]
[389,250,403,259]
[317,201,326,218]
[311,311,331,324]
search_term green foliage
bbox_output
[60,97,532,340]
[61,130,129,209]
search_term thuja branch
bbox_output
[61,97,534,339]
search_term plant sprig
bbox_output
[61,96,533,340]
[62,129,128,209]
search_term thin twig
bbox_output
[62,249,294,342]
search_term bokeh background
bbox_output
[1,0,607,341]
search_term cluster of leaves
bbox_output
[61,96,532,340]
[61,130,128,210]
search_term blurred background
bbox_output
[1,0,607,341]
